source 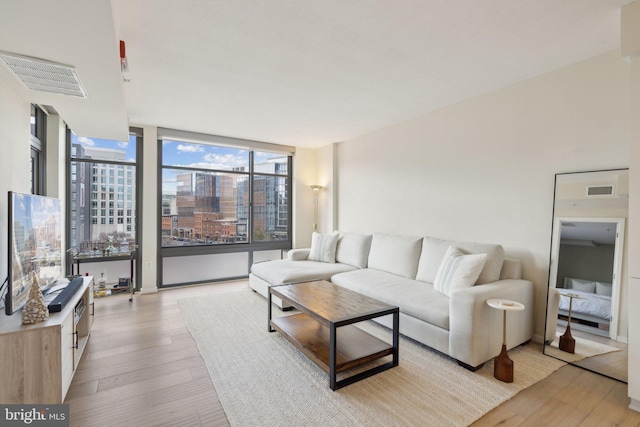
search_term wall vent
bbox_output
[0,51,88,98]
[586,185,614,196]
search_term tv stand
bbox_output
[0,276,94,403]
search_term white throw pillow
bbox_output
[308,232,339,263]
[568,278,596,294]
[367,233,423,279]
[416,237,504,285]
[595,282,612,297]
[335,232,372,269]
[433,246,487,296]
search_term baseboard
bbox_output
[629,398,640,413]
[140,286,158,294]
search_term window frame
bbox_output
[30,105,46,195]
[158,136,293,273]
[65,127,143,287]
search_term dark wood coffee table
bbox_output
[268,280,399,390]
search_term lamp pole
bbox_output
[310,185,323,231]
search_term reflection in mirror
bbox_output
[544,169,628,383]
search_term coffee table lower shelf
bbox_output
[270,313,395,390]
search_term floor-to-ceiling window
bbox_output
[159,130,293,286]
[67,128,142,285]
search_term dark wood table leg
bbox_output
[494,344,514,382]
[559,324,575,353]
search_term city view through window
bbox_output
[161,140,290,247]
[69,132,137,256]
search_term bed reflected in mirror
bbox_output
[544,169,628,383]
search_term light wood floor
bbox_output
[65,280,640,426]
[548,325,628,383]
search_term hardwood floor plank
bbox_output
[70,369,192,410]
[64,379,99,402]
[497,364,583,418]
[519,398,588,427]
[95,355,204,392]
[469,407,525,427]
[557,370,617,412]
[149,377,218,408]
[85,335,175,361]
[578,382,640,427]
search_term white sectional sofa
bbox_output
[250,232,535,370]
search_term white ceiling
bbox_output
[0,0,633,147]
[561,221,618,245]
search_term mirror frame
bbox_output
[543,168,629,383]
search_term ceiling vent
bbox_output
[586,185,614,197]
[0,51,88,98]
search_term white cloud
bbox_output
[176,144,204,153]
[117,141,129,148]
[203,153,247,168]
[182,161,247,172]
[76,136,96,146]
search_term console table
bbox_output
[0,276,94,403]
[73,245,137,302]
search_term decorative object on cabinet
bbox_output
[21,272,49,325]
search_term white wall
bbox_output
[293,147,318,248]
[626,8,640,411]
[0,75,32,285]
[334,51,631,340]
[317,143,337,234]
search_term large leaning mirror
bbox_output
[544,168,628,382]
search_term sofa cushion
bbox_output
[433,246,487,296]
[331,269,450,330]
[251,259,356,285]
[367,233,423,279]
[308,232,339,263]
[335,232,372,269]
[416,237,505,285]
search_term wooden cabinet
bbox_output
[0,276,94,404]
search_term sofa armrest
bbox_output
[288,248,310,261]
[448,279,535,368]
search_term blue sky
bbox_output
[162,140,249,170]
[71,133,137,162]
[71,134,285,195]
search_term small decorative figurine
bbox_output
[22,272,49,325]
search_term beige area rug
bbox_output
[545,334,621,363]
[179,290,565,427]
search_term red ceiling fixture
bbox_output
[120,40,128,73]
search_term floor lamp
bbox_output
[310,185,323,231]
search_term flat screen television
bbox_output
[5,191,63,315]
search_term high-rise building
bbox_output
[69,144,136,252]
[167,155,288,245]
[69,144,91,250]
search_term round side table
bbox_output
[487,299,525,383]
[558,292,582,354]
